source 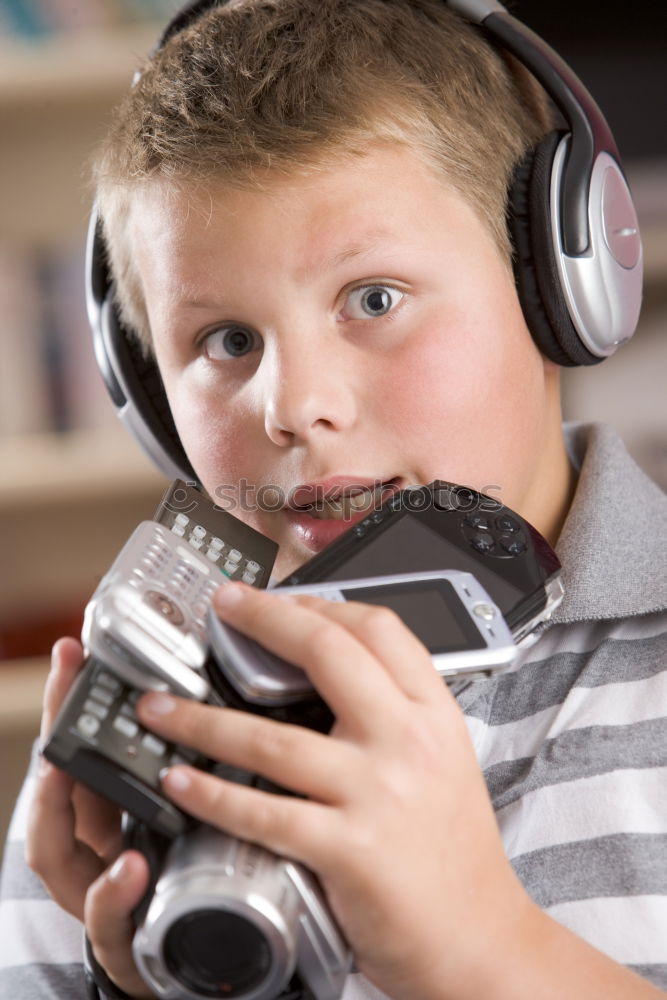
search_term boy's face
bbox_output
[129,143,568,579]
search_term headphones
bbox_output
[86,0,643,482]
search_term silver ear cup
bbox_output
[550,138,643,358]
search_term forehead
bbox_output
[127,143,490,260]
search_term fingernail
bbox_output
[141,691,177,716]
[50,637,67,662]
[108,855,129,883]
[214,582,245,611]
[162,766,191,792]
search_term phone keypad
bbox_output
[129,528,221,641]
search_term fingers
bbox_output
[85,851,153,999]
[40,636,85,744]
[158,764,340,874]
[72,786,124,865]
[39,637,123,860]
[295,594,449,704]
[26,761,104,920]
[136,693,360,802]
[211,583,405,729]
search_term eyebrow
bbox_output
[173,228,401,312]
[295,228,399,281]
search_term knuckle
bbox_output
[362,605,402,637]
[305,620,344,660]
[246,720,293,766]
[244,591,275,629]
[250,795,293,846]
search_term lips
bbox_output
[289,477,399,517]
[285,477,400,553]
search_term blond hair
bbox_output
[94,0,553,344]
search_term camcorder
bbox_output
[44,479,563,1000]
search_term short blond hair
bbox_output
[94,0,553,344]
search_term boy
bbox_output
[1,1,666,997]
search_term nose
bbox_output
[260,334,358,447]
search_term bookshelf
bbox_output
[0,19,169,846]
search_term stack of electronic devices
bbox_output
[43,478,563,1000]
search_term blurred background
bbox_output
[0,0,665,844]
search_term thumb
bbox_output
[85,850,155,999]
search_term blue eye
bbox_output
[345,285,403,320]
[203,325,260,360]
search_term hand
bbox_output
[135,582,533,1000]
[26,638,155,998]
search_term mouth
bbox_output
[288,478,401,521]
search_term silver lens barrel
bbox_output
[133,825,301,1000]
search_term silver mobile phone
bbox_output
[82,520,224,700]
[208,570,517,706]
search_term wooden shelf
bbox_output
[0,657,49,736]
[0,426,165,511]
[0,428,167,622]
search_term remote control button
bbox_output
[371,511,385,523]
[171,523,186,537]
[495,515,520,534]
[354,523,367,537]
[469,532,494,554]
[192,525,207,539]
[246,560,261,574]
[227,549,243,563]
[83,699,109,720]
[205,547,221,562]
[209,536,224,551]
[166,576,187,596]
[499,535,527,556]
[95,671,121,693]
[242,571,257,585]
[223,560,239,576]
[189,537,204,550]
[142,733,167,756]
[113,715,139,739]
[77,714,101,738]
[90,685,115,706]
[174,514,190,527]
[167,753,189,769]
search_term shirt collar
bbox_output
[550,422,667,625]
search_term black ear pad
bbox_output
[507,130,602,367]
[105,292,197,481]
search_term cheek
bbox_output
[385,304,547,490]
[164,369,250,491]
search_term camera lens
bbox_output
[164,909,273,998]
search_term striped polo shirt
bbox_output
[1,422,666,998]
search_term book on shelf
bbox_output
[0,240,117,438]
[0,246,52,435]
